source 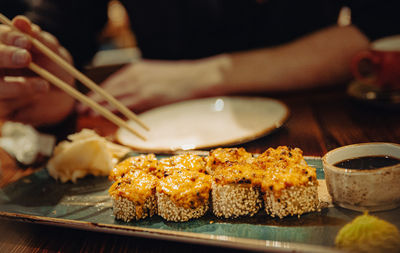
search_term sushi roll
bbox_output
[157,170,211,222]
[212,162,262,218]
[109,170,158,222]
[107,146,322,222]
[256,146,319,218]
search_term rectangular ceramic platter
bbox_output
[0,156,399,253]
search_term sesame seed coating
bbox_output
[111,194,157,222]
[212,182,262,218]
[263,181,319,218]
[157,192,209,222]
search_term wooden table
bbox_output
[0,84,399,253]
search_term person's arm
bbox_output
[85,25,370,113]
[218,25,370,94]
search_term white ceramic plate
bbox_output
[116,96,289,152]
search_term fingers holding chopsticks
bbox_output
[0,13,147,135]
[0,76,46,119]
[0,15,70,99]
[0,15,75,87]
[0,16,72,67]
[0,15,75,126]
[0,44,31,68]
[0,21,48,98]
[0,23,31,68]
[12,16,71,62]
[0,76,49,99]
[0,27,31,49]
[10,16,46,49]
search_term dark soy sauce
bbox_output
[334,155,400,170]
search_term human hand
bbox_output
[80,55,232,114]
[0,16,75,126]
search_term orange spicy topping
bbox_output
[157,170,211,209]
[255,146,317,196]
[213,162,264,185]
[206,148,254,174]
[259,164,317,196]
[211,146,317,197]
[257,146,306,166]
[108,170,158,218]
[108,146,317,203]
[158,154,206,177]
[109,154,160,181]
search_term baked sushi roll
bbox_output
[157,170,211,222]
[212,162,262,218]
[157,153,207,177]
[256,146,319,218]
[206,148,254,175]
[109,170,158,222]
[109,153,160,181]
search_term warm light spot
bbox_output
[337,6,352,27]
[180,144,196,150]
[213,99,225,112]
[108,0,127,26]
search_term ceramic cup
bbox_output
[323,142,400,212]
[351,35,400,90]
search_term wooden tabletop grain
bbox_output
[0,83,399,253]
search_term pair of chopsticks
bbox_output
[0,13,148,140]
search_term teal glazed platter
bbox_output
[1,156,399,253]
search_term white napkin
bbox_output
[0,122,56,165]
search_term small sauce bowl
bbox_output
[323,142,400,212]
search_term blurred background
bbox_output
[90,0,139,67]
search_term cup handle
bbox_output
[351,50,381,85]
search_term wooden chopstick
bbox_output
[0,13,149,131]
[29,62,147,140]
